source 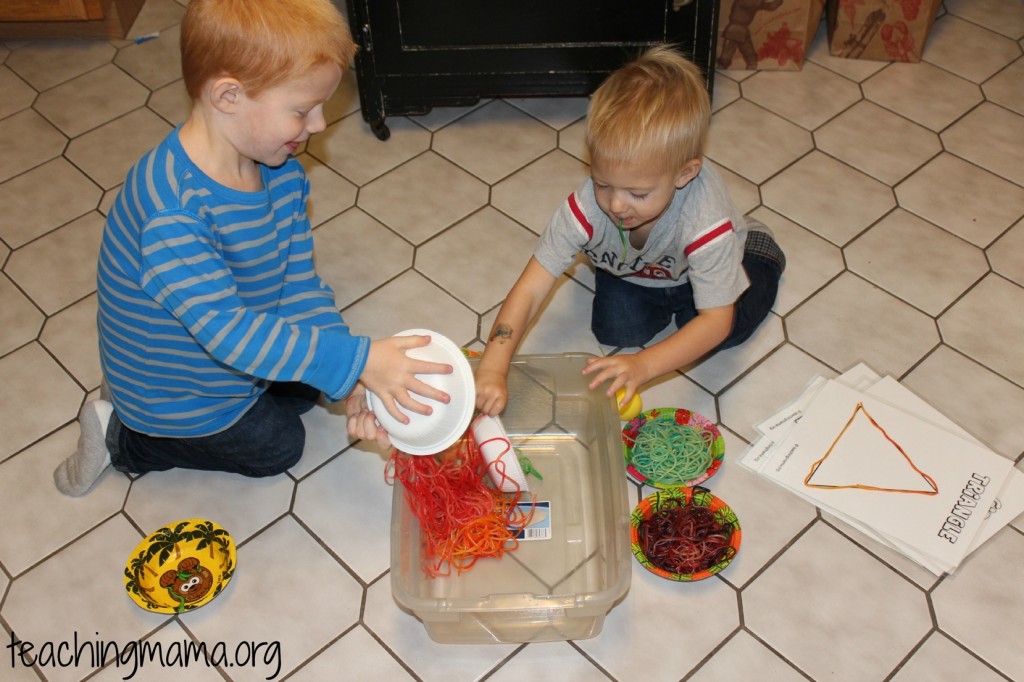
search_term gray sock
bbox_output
[54,400,114,497]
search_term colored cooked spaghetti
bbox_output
[637,498,735,575]
[386,430,534,578]
[629,421,714,484]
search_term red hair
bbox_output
[181,0,356,100]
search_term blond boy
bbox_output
[55,0,450,496]
[475,45,785,415]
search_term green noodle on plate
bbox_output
[622,408,725,488]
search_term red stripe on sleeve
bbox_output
[684,220,733,257]
[568,193,594,239]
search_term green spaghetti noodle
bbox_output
[630,422,714,484]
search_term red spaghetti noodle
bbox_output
[386,429,534,577]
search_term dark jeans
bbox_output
[107,382,320,477]
[591,252,782,350]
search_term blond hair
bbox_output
[585,45,711,172]
[181,0,356,100]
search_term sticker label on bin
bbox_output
[510,501,551,541]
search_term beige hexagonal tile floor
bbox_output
[1,5,1022,681]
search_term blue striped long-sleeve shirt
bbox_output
[98,129,369,437]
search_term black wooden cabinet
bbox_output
[345,0,720,140]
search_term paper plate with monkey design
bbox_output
[124,518,236,614]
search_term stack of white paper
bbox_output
[739,364,1024,575]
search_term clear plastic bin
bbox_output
[390,353,632,643]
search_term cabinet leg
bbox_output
[369,119,391,141]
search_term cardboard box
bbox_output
[826,0,942,62]
[716,0,826,71]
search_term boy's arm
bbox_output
[139,214,367,400]
[476,257,558,415]
[582,303,734,405]
[276,258,346,330]
[275,185,347,330]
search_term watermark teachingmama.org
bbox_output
[6,630,282,680]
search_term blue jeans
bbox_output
[591,252,781,349]
[107,382,320,477]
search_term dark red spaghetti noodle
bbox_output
[638,499,735,575]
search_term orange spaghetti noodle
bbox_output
[804,402,939,495]
[386,429,535,577]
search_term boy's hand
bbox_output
[582,353,649,407]
[344,383,392,450]
[359,335,453,425]
[474,367,509,416]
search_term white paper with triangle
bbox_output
[759,379,1014,569]
[743,367,1024,574]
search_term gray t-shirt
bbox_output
[534,162,750,310]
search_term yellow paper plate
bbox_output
[123,518,236,614]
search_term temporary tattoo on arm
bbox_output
[491,324,513,343]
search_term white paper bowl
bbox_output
[365,329,475,456]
